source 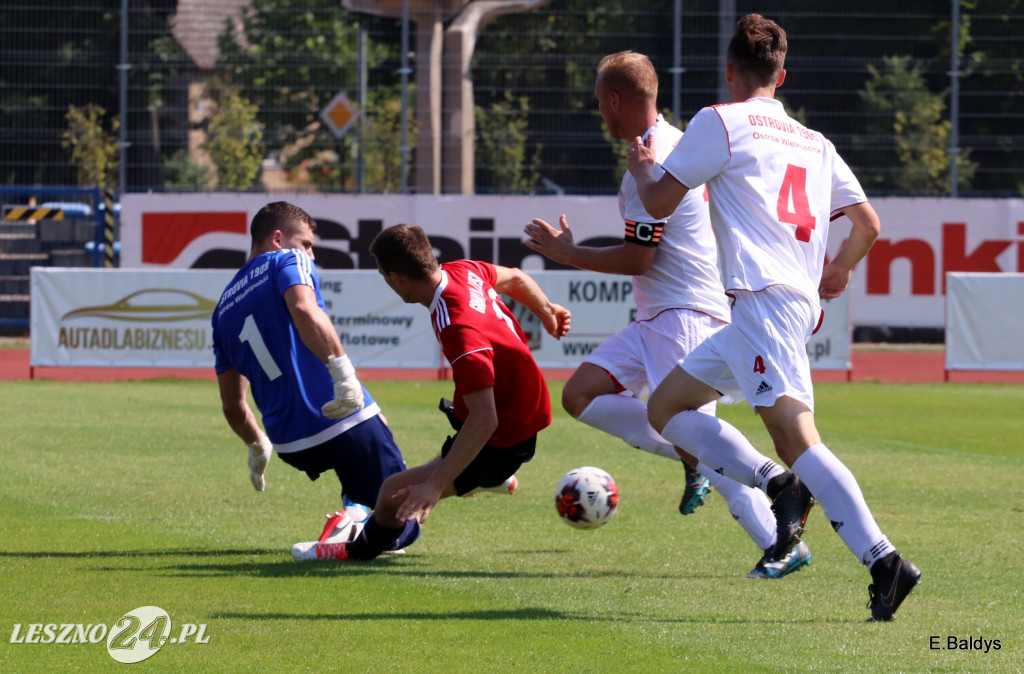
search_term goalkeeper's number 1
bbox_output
[238,314,283,380]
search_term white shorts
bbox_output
[681,285,818,411]
[586,308,726,404]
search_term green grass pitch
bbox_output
[0,379,1022,672]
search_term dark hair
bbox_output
[727,14,787,87]
[597,51,658,105]
[250,201,317,247]
[369,224,438,280]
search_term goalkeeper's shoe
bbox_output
[678,463,712,515]
[746,540,812,579]
[292,541,349,561]
[318,511,366,544]
[769,472,814,560]
[866,552,921,622]
[464,474,518,497]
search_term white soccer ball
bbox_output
[554,466,619,529]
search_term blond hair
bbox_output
[597,51,658,105]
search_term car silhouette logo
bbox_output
[62,288,217,322]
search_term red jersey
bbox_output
[430,260,551,447]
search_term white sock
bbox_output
[791,443,895,566]
[577,394,679,460]
[701,464,776,551]
[661,410,785,490]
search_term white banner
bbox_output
[515,272,850,370]
[31,268,850,372]
[31,268,228,367]
[945,273,1024,371]
[807,292,852,370]
[29,269,439,369]
[119,194,1024,329]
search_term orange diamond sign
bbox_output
[320,91,359,138]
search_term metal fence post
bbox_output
[950,0,961,197]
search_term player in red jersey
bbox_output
[294,223,570,561]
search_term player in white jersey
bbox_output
[525,51,810,579]
[629,15,920,620]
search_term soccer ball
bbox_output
[554,466,619,529]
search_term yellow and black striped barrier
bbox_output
[3,207,64,221]
[102,188,116,267]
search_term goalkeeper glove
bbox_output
[246,431,273,492]
[321,354,365,419]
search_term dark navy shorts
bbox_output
[276,415,408,507]
[442,433,537,497]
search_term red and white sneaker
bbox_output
[292,541,349,561]
[318,511,363,544]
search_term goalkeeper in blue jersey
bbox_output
[212,201,419,551]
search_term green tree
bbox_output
[858,55,976,195]
[163,149,212,190]
[476,92,541,193]
[202,88,264,190]
[360,88,415,193]
[473,0,673,194]
[214,0,403,192]
[62,104,119,188]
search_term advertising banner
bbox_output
[120,194,1024,329]
[31,268,850,372]
[513,272,850,371]
[30,269,439,369]
[31,268,228,368]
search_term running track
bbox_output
[1,348,1022,384]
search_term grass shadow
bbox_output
[146,559,728,581]
[211,608,853,625]
[0,548,282,558]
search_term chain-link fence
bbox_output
[1,0,1021,197]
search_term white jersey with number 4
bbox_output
[660,98,867,308]
[619,115,730,323]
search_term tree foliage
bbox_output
[202,88,265,190]
[62,104,119,188]
[476,92,541,194]
[163,149,212,191]
[214,0,404,192]
[1,1,1021,195]
[859,56,976,195]
[472,0,673,194]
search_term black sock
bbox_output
[346,515,404,561]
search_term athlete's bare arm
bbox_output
[819,202,881,299]
[492,266,571,340]
[217,369,261,444]
[525,214,656,276]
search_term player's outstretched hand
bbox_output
[627,134,657,176]
[542,303,571,341]
[322,354,365,419]
[524,214,575,265]
[245,432,273,492]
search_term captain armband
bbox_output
[623,220,664,247]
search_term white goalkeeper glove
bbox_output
[321,354,364,419]
[245,431,273,492]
